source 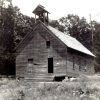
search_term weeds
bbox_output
[0,74,100,100]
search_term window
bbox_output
[48,57,53,73]
[46,41,50,48]
[27,59,33,73]
[28,58,33,64]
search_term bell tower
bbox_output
[33,5,50,25]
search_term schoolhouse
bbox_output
[15,5,95,81]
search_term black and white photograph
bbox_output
[0,0,100,99]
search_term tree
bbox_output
[14,12,35,46]
[93,22,100,72]
[0,4,16,75]
[0,1,35,75]
[0,0,15,75]
[50,20,65,32]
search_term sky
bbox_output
[12,0,100,22]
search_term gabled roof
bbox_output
[33,4,50,15]
[16,21,95,57]
[47,25,95,57]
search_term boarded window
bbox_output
[46,41,50,48]
[28,58,33,64]
[48,57,53,73]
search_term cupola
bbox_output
[33,5,50,25]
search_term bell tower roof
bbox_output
[33,5,50,16]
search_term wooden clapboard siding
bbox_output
[16,23,94,82]
[37,24,94,75]
[66,52,94,76]
[16,31,48,80]
[36,24,67,77]
[16,25,67,81]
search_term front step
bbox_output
[25,77,53,82]
[25,74,54,82]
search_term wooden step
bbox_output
[26,74,53,77]
[25,77,53,82]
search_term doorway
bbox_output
[48,57,53,73]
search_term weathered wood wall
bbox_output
[16,24,94,81]
[67,52,94,77]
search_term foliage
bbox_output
[0,0,35,51]
[0,3,16,74]
[0,75,100,100]
[1,6,15,53]
[14,8,35,45]
[50,20,65,32]
[0,1,35,75]
[0,78,25,100]
[93,22,100,72]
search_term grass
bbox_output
[0,74,100,100]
